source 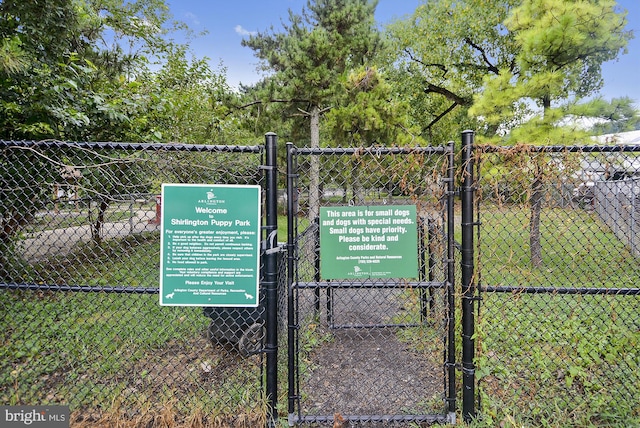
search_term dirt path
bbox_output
[18,210,159,261]
[303,328,443,417]
[293,286,447,424]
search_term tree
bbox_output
[325,66,422,203]
[0,0,180,141]
[469,0,632,266]
[241,0,383,220]
[571,97,640,135]
[0,0,238,259]
[385,0,520,141]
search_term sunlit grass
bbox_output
[475,204,640,427]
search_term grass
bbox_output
[0,233,266,426]
[472,204,640,427]
[2,208,639,426]
[479,204,640,288]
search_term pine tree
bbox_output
[242,0,382,220]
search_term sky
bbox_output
[166,0,640,105]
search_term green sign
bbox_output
[160,184,261,306]
[319,205,419,280]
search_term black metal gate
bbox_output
[285,143,457,426]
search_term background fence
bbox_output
[0,140,273,426]
[594,177,640,257]
[474,144,640,427]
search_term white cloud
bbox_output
[184,12,200,26]
[234,25,257,37]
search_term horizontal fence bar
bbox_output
[328,323,430,329]
[292,145,450,156]
[0,283,159,294]
[480,285,640,296]
[294,280,446,289]
[293,414,449,425]
[478,144,640,154]
[0,140,263,153]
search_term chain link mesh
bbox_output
[5,138,638,426]
[0,141,270,426]
[289,146,453,425]
[475,145,640,426]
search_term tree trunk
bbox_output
[308,105,321,222]
[0,211,32,278]
[529,96,551,267]
[92,199,109,245]
[351,157,365,205]
[530,172,543,267]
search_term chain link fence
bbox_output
[286,145,456,426]
[475,144,640,426]
[4,137,640,427]
[0,140,273,426]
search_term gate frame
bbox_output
[284,142,458,426]
[460,130,477,423]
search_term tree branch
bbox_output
[404,49,448,78]
[425,102,459,132]
[424,83,472,106]
[463,37,500,75]
[236,98,310,110]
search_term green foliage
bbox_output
[387,0,633,143]
[0,0,242,143]
[385,0,519,142]
[469,0,632,142]
[507,0,629,97]
[243,0,381,104]
[325,66,421,146]
[240,0,392,150]
[569,97,640,135]
[0,35,28,74]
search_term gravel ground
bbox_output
[303,329,443,417]
[294,287,447,427]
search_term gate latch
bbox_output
[263,230,284,255]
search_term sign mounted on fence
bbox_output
[319,205,419,280]
[159,184,261,306]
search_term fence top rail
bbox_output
[0,140,263,153]
[477,143,640,154]
[289,144,452,156]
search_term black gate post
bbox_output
[264,132,279,426]
[286,142,298,425]
[461,130,476,422]
[445,140,457,422]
